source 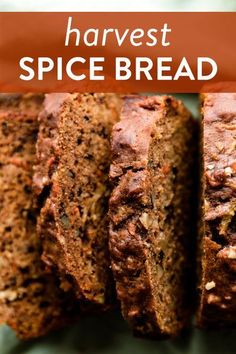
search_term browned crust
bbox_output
[109,96,161,337]
[0,94,79,340]
[197,93,236,328]
[109,95,196,338]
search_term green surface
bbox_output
[0,94,235,354]
[1,311,236,354]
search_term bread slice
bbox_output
[34,93,121,307]
[109,95,198,338]
[197,93,236,328]
[0,94,79,340]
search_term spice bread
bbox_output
[197,93,236,328]
[34,93,121,307]
[109,95,198,338]
[0,94,78,340]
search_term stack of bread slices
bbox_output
[0,92,235,340]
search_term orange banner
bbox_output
[0,12,236,92]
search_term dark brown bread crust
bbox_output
[109,95,197,338]
[197,93,236,328]
[34,93,121,307]
[0,94,79,340]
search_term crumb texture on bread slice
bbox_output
[0,94,78,340]
[34,93,121,306]
[197,93,236,328]
[109,95,198,338]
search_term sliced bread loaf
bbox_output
[0,94,78,339]
[197,93,236,328]
[34,93,121,307]
[109,95,198,338]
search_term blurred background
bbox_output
[0,1,236,354]
[0,0,236,11]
